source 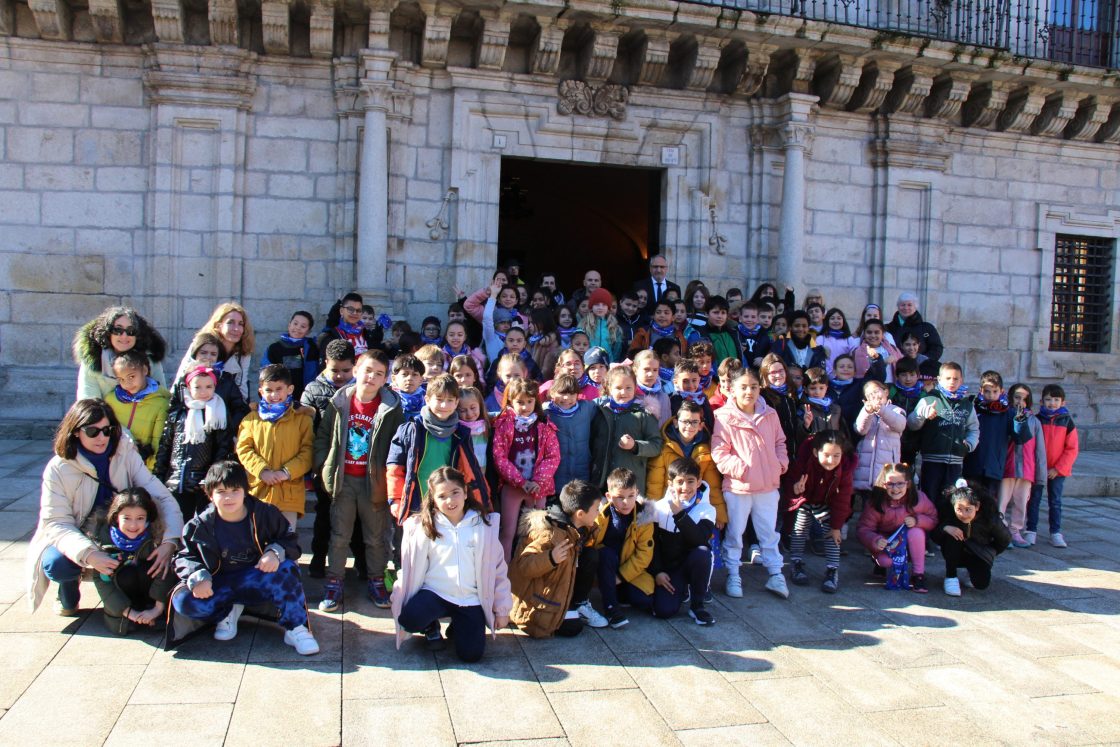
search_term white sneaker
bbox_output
[1023,530,1037,546]
[943,577,962,597]
[1050,532,1068,548]
[725,573,743,598]
[748,545,762,565]
[214,604,244,641]
[765,573,789,599]
[576,601,608,628]
[283,625,320,655]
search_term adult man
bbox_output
[539,271,564,307]
[885,291,944,363]
[569,269,603,310]
[634,256,681,313]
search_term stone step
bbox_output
[1063,451,1120,498]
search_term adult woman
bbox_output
[72,306,168,400]
[315,292,384,363]
[26,399,183,615]
[176,302,255,402]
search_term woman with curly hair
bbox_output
[175,302,256,402]
[73,306,168,401]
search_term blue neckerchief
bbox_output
[658,367,675,384]
[1039,406,1069,418]
[557,326,575,347]
[679,389,706,405]
[649,321,675,337]
[528,333,543,346]
[212,360,225,374]
[638,379,662,396]
[936,383,967,401]
[546,401,579,418]
[894,382,922,397]
[109,525,149,554]
[606,397,635,414]
[442,342,471,358]
[808,396,833,409]
[279,334,309,350]
[258,395,293,422]
[115,377,159,404]
[338,320,363,335]
[796,387,804,399]
[738,322,762,337]
[699,372,713,390]
[78,443,115,510]
[578,373,594,390]
[420,334,441,345]
[826,329,847,339]
[830,377,855,391]
[395,386,425,416]
[770,382,788,395]
[674,484,705,514]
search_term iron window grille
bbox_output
[1049,233,1115,353]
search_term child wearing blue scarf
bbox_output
[907,361,979,502]
[262,311,320,401]
[107,351,170,469]
[590,366,663,491]
[92,488,176,635]
[889,358,926,465]
[391,354,428,420]
[801,366,845,436]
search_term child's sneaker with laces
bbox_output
[318,577,344,613]
[791,559,809,586]
[821,567,839,594]
[214,603,244,641]
[1023,530,1037,546]
[576,601,608,628]
[283,625,320,655]
[689,606,715,626]
[368,576,391,608]
[1050,532,1068,548]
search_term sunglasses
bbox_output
[110,326,137,336]
[79,425,116,438]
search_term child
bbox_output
[712,368,790,599]
[582,347,611,396]
[735,301,771,368]
[898,332,929,368]
[806,302,826,335]
[592,468,656,628]
[528,308,561,379]
[175,332,249,432]
[890,357,924,466]
[786,431,855,593]
[442,320,488,376]
[569,329,591,357]
[701,296,741,365]
[106,351,171,470]
[581,288,624,361]
[485,325,543,387]
[709,357,740,410]
[669,359,715,432]
[415,344,447,381]
[999,383,1046,548]
[235,365,314,530]
[646,401,728,527]
[632,349,672,425]
[818,308,853,372]
[801,366,844,435]
[492,377,561,561]
[485,353,527,414]
[931,480,1010,596]
[649,457,717,625]
[392,467,512,660]
[774,312,826,371]
[907,361,979,503]
[689,341,718,401]
[545,374,599,491]
[387,374,491,527]
[419,316,442,346]
[391,354,427,421]
[1031,384,1079,547]
[314,349,405,611]
[449,354,484,395]
[653,337,681,395]
[628,301,688,357]
[155,366,234,520]
[852,380,908,499]
[852,319,901,384]
[480,283,518,364]
[316,293,382,362]
[615,291,647,351]
[759,353,808,547]
[509,479,604,637]
[590,365,663,491]
[168,461,318,654]
[962,371,1028,497]
[457,386,491,472]
[830,354,863,434]
[758,302,775,332]
[300,339,361,578]
[857,463,938,592]
[554,305,577,348]
[92,488,175,635]
[540,349,598,402]
[261,310,319,401]
[769,313,788,340]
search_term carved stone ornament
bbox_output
[556,80,628,121]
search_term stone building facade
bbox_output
[1,0,1119,442]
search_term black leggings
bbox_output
[939,537,993,590]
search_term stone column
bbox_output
[356,52,393,303]
[775,93,817,291]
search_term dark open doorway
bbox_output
[497,158,662,296]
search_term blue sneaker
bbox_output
[318,577,344,613]
[368,577,391,608]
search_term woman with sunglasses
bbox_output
[315,292,385,365]
[26,399,183,616]
[73,306,168,401]
[175,302,256,402]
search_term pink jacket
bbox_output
[442,345,488,378]
[464,287,526,327]
[391,512,513,648]
[853,341,903,382]
[818,335,853,373]
[711,398,789,494]
[856,491,938,552]
[491,411,561,496]
[852,403,908,490]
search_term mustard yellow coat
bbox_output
[235,407,314,515]
[591,500,657,596]
[645,422,728,526]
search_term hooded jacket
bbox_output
[72,318,168,400]
[154,395,236,495]
[963,400,1030,481]
[491,410,562,496]
[591,499,658,595]
[711,398,788,495]
[235,406,315,515]
[1039,409,1079,476]
[786,436,857,527]
[545,400,599,491]
[648,483,716,574]
[509,505,584,638]
[106,385,171,470]
[386,418,491,524]
[885,309,944,363]
[589,398,664,490]
[645,421,727,525]
[907,389,980,465]
[856,489,939,553]
[314,384,403,502]
[930,494,1010,566]
[852,403,908,491]
[760,387,808,463]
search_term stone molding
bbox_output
[142,45,257,110]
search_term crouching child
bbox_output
[650,457,717,626]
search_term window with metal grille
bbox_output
[1049,234,1115,353]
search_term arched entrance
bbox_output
[497,157,663,294]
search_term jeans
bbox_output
[172,560,309,630]
[1026,476,1064,534]
[398,588,487,662]
[41,546,82,609]
[652,546,713,618]
[596,544,653,611]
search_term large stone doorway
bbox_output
[496,157,662,294]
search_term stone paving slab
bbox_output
[1,438,1119,745]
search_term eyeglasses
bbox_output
[110,326,137,336]
[341,305,363,314]
[885,481,909,489]
[678,419,702,427]
[79,425,115,438]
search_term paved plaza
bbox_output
[1,438,1119,746]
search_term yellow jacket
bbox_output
[645,422,727,525]
[235,406,314,515]
[107,387,170,471]
[591,500,657,596]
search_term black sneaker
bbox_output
[423,621,445,651]
[606,607,629,629]
[872,562,886,578]
[821,567,839,594]
[308,555,325,579]
[703,589,714,604]
[791,559,809,586]
[689,607,715,626]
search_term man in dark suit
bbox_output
[633,255,680,314]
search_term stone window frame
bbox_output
[1031,204,1120,380]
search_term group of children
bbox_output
[66,276,1082,661]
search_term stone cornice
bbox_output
[142,44,257,110]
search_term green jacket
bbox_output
[590,399,663,489]
[314,384,404,503]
